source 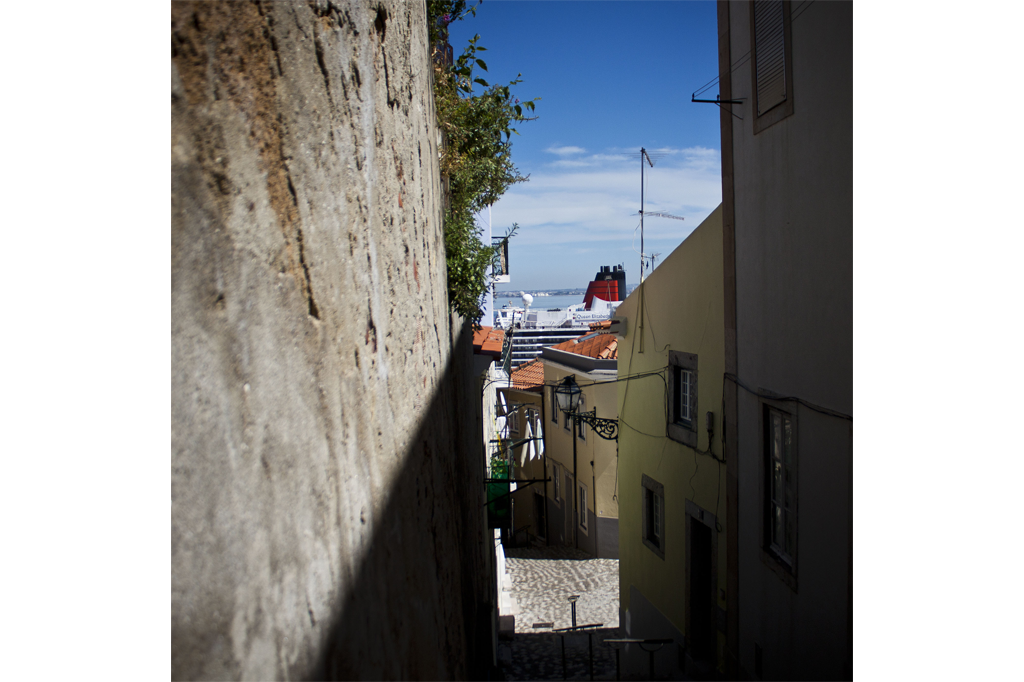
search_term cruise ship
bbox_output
[495,265,626,368]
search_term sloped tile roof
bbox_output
[588,319,613,331]
[509,358,545,392]
[550,331,618,360]
[472,325,505,357]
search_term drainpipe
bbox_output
[572,411,578,550]
[592,453,597,557]
[544,391,551,546]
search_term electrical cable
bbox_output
[688,445,700,500]
[615,281,645,502]
[618,418,667,440]
[691,0,816,99]
[725,372,852,421]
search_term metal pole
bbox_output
[571,600,577,629]
[572,413,578,550]
[588,632,594,681]
[562,636,567,680]
[649,648,655,680]
[615,648,621,681]
[640,147,645,283]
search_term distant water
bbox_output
[494,294,585,311]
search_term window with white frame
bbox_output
[508,405,520,435]
[764,405,797,573]
[668,351,698,448]
[642,474,665,559]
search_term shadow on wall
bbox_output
[310,320,495,680]
[171,319,497,681]
[170,1,498,677]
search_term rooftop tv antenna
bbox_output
[639,148,653,283]
[636,149,685,283]
[634,148,685,353]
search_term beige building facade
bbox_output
[538,333,620,558]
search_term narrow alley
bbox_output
[497,546,624,681]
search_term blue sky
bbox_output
[447,0,723,290]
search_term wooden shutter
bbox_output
[754,0,787,115]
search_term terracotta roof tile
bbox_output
[472,326,505,357]
[510,358,545,391]
[550,331,618,360]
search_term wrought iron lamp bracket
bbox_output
[569,409,619,441]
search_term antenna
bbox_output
[640,148,654,283]
[639,211,685,222]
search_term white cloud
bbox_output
[544,145,587,156]
[487,146,723,288]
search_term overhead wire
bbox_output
[725,372,852,422]
[691,0,816,100]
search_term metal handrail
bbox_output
[605,638,675,681]
[553,623,605,681]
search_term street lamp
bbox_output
[554,375,618,551]
[554,376,618,441]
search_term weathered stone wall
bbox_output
[172,1,491,678]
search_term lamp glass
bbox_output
[555,376,581,413]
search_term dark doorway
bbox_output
[689,520,715,662]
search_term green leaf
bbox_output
[476,46,488,51]
[474,78,489,87]
[514,105,522,116]
[475,59,488,71]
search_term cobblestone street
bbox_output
[497,545,623,681]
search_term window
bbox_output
[508,406,520,435]
[578,482,589,533]
[551,385,559,423]
[763,404,798,579]
[641,474,665,559]
[576,395,587,441]
[750,0,794,133]
[676,369,693,423]
[553,462,561,503]
[668,351,698,448]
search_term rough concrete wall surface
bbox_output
[172,2,490,679]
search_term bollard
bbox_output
[561,635,566,680]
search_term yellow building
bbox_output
[615,205,727,678]
[538,331,620,558]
